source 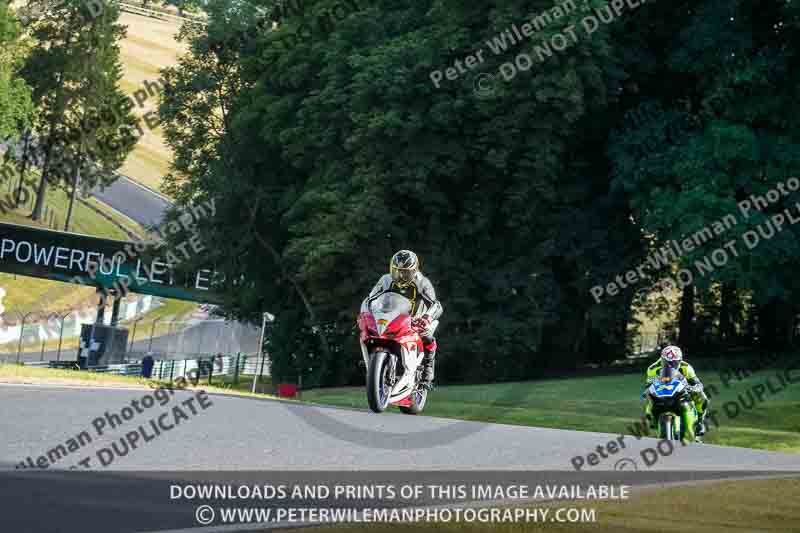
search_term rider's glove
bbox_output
[688,382,704,393]
[412,316,432,332]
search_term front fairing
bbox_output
[649,378,687,398]
[648,372,690,408]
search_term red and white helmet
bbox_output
[660,345,683,367]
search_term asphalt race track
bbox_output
[1,384,798,532]
[91,174,171,229]
[2,384,799,471]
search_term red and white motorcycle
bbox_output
[357,292,435,414]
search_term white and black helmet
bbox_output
[390,250,419,287]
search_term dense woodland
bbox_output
[2,0,799,386]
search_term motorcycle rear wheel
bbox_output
[367,350,392,413]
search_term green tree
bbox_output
[608,0,800,350]
[0,0,33,141]
[160,0,646,385]
[21,0,134,221]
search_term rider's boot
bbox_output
[695,412,708,437]
[420,340,436,390]
[694,394,710,437]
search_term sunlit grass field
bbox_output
[302,357,800,453]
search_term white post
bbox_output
[251,312,268,394]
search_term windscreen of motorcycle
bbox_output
[370,292,413,335]
[649,367,687,398]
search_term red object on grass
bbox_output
[277,384,298,397]
[392,397,412,407]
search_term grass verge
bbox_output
[300,364,800,453]
[291,477,800,533]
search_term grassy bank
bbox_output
[292,477,800,533]
[301,362,800,453]
[0,169,144,241]
[116,10,184,193]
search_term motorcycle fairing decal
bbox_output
[385,314,411,336]
[388,342,424,403]
[651,379,684,397]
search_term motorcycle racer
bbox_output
[361,250,443,390]
[644,345,710,436]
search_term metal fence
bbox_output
[117,1,207,26]
[128,319,261,358]
[144,354,269,383]
[22,353,271,387]
[1,314,262,364]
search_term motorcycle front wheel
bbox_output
[659,414,675,441]
[399,386,428,415]
[367,350,392,413]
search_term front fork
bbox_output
[361,341,398,388]
[359,340,369,368]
